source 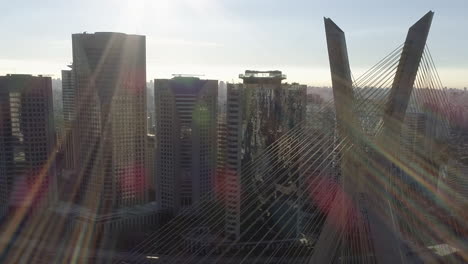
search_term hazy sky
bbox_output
[1,0,467,88]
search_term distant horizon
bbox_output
[1,34,467,89]
[9,70,467,90]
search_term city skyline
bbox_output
[0,7,467,262]
[1,0,468,88]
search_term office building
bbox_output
[72,32,147,211]
[0,74,57,216]
[61,66,76,170]
[155,76,218,215]
[223,71,306,239]
[215,112,227,202]
[146,133,156,199]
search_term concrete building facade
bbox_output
[155,77,218,215]
[72,32,147,211]
[223,71,306,239]
[0,74,57,216]
[146,133,156,200]
[61,67,77,171]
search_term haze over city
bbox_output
[1,0,467,88]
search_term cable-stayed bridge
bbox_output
[121,11,467,264]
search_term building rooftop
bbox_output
[73,31,144,37]
[1,74,50,78]
[239,70,286,80]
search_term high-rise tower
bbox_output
[72,32,147,211]
[0,74,57,216]
[61,66,76,170]
[223,71,306,239]
[155,77,218,215]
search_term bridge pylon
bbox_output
[309,11,434,264]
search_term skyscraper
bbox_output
[0,74,56,216]
[72,32,147,211]
[61,66,76,170]
[223,70,306,239]
[155,76,217,215]
[146,133,156,199]
[215,112,227,203]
